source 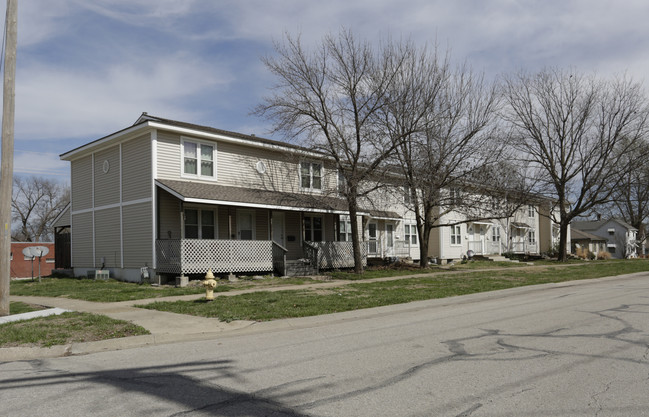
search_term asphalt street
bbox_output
[2,272,649,416]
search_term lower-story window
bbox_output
[450,225,462,245]
[404,223,418,245]
[304,216,323,242]
[185,209,216,239]
[338,216,352,241]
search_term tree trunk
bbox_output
[557,218,569,262]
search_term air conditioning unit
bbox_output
[95,270,110,280]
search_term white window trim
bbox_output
[237,209,256,240]
[304,214,324,242]
[528,205,536,218]
[180,136,217,181]
[338,214,352,242]
[299,160,324,192]
[404,222,418,246]
[183,207,218,239]
[450,225,462,246]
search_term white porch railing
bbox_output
[510,241,538,254]
[366,238,412,258]
[468,240,502,255]
[156,239,274,275]
[308,241,367,269]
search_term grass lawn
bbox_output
[140,259,649,322]
[0,312,150,348]
[9,276,321,302]
[9,301,48,315]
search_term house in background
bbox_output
[571,228,607,257]
[60,113,569,282]
[571,218,637,259]
[10,242,56,279]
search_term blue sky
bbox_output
[3,0,649,180]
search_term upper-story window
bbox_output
[449,188,462,206]
[404,186,412,205]
[182,138,215,179]
[528,205,535,218]
[300,161,322,191]
[338,170,347,195]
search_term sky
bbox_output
[1,0,648,181]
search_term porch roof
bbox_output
[511,222,532,229]
[367,210,402,221]
[156,179,358,214]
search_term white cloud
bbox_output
[13,150,69,178]
[15,52,231,140]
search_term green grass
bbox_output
[9,276,321,302]
[140,259,649,322]
[0,312,150,348]
[9,301,47,315]
[10,277,213,302]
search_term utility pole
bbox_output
[0,0,18,316]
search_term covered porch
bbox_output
[155,179,368,276]
[509,222,538,254]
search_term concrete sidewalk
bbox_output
[1,263,590,361]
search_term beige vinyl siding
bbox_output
[94,207,121,268]
[93,146,120,207]
[71,212,93,268]
[71,155,93,211]
[122,134,152,202]
[428,227,441,259]
[218,141,298,192]
[157,189,181,240]
[155,130,182,180]
[122,202,153,267]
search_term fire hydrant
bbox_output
[202,269,217,301]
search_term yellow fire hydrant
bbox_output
[202,269,218,301]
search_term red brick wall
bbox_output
[10,242,56,279]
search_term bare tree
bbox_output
[12,176,70,242]
[502,68,649,261]
[606,139,649,254]
[379,44,524,266]
[256,30,409,272]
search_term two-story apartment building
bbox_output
[61,114,565,281]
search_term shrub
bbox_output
[597,251,611,260]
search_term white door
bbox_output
[386,224,394,256]
[368,223,378,255]
[272,212,285,247]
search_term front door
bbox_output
[272,212,285,247]
[368,223,378,255]
[386,224,394,256]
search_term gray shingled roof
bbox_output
[571,228,606,242]
[572,218,637,232]
[157,179,403,218]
